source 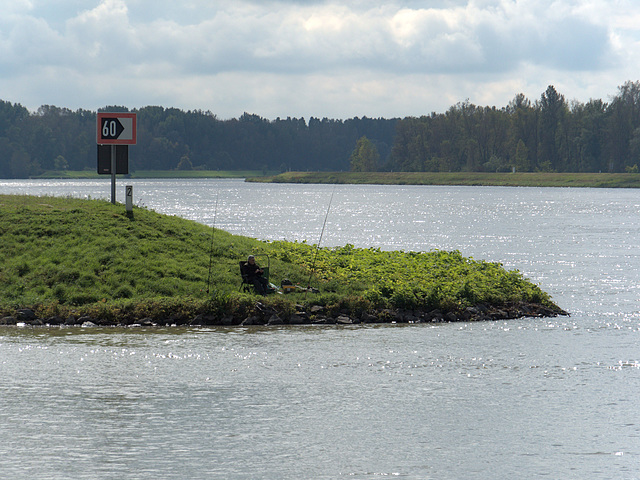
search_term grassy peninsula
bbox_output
[251,171,640,188]
[0,195,566,326]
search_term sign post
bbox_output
[111,145,117,204]
[97,113,137,204]
[125,185,133,213]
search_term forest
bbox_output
[0,80,639,178]
[0,103,398,177]
[392,81,640,174]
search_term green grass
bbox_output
[34,170,278,179]
[34,170,104,179]
[0,194,563,323]
[34,170,640,188]
[267,242,556,312]
[126,170,278,179]
[251,171,640,188]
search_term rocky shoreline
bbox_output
[1,301,568,328]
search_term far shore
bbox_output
[248,171,640,188]
[28,170,278,180]
[17,170,640,188]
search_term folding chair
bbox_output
[239,256,270,293]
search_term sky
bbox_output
[1,0,639,120]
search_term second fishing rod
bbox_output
[307,186,336,289]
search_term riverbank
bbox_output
[29,170,640,187]
[32,169,278,179]
[2,301,564,327]
[249,171,640,188]
[0,195,567,326]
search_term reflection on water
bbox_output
[1,180,640,479]
[1,322,638,479]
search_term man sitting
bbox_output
[243,255,269,296]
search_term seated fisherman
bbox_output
[244,255,269,296]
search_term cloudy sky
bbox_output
[1,0,639,119]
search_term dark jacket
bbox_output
[243,262,263,280]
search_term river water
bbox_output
[1,179,639,479]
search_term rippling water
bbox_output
[1,179,639,479]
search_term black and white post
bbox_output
[125,185,133,212]
[96,112,137,205]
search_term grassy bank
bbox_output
[250,171,640,188]
[34,170,277,179]
[0,195,565,326]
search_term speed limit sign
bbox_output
[97,113,137,144]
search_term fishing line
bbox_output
[206,191,220,294]
[307,186,336,288]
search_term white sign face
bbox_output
[97,113,137,145]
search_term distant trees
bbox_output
[54,155,69,170]
[389,80,640,173]
[537,85,566,171]
[3,81,640,177]
[0,103,398,177]
[176,155,193,170]
[349,136,379,172]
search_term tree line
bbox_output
[1,80,640,178]
[0,103,397,178]
[391,81,640,173]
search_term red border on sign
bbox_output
[97,112,137,145]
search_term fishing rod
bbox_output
[307,186,336,289]
[206,191,220,294]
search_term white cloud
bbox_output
[0,0,637,118]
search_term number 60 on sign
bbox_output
[97,113,137,145]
